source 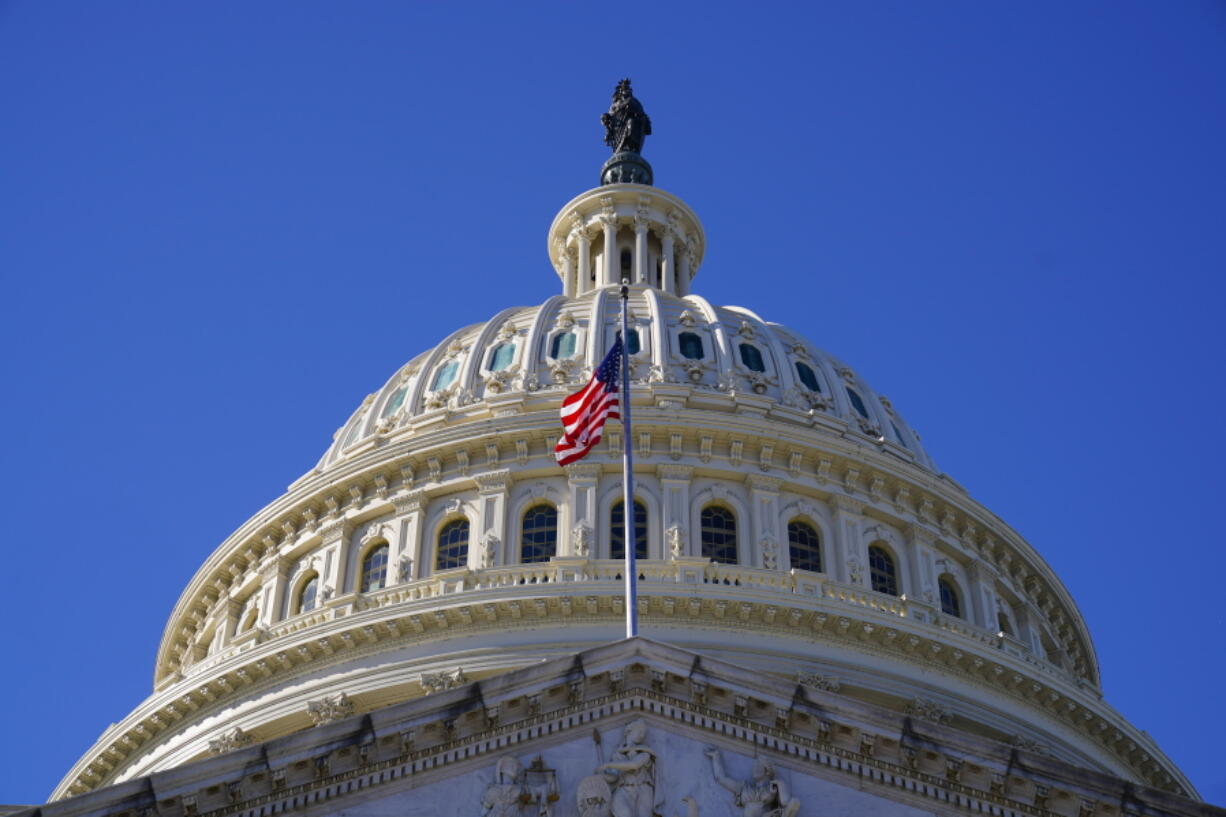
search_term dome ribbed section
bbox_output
[318,289,935,474]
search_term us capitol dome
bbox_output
[43,83,1217,817]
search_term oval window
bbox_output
[679,332,704,360]
[432,361,459,391]
[794,362,820,392]
[846,387,869,418]
[739,343,765,372]
[551,331,577,359]
[381,385,407,418]
[489,343,515,371]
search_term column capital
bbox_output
[744,473,783,493]
[473,469,511,494]
[320,518,351,545]
[393,489,427,515]
[565,462,602,483]
[657,464,694,481]
[829,494,864,515]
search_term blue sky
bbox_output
[1,0,1224,805]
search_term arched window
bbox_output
[868,545,898,596]
[624,328,641,355]
[436,519,469,571]
[432,360,459,391]
[997,611,1014,637]
[938,577,962,618]
[611,500,648,560]
[361,544,389,593]
[679,332,704,360]
[787,520,822,572]
[488,343,516,372]
[551,331,577,359]
[701,506,738,564]
[846,387,870,419]
[739,343,765,372]
[795,362,821,392]
[521,504,558,563]
[296,574,319,615]
[381,385,408,418]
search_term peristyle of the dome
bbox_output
[54,117,1194,805]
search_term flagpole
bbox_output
[620,278,638,638]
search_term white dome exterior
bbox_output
[53,183,1193,802]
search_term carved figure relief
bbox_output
[595,720,659,817]
[573,524,593,558]
[481,756,527,817]
[483,534,501,568]
[667,525,685,559]
[704,748,799,817]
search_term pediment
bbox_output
[330,716,935,817]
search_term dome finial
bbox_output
[600,79,653,185]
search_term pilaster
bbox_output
[745,474,782,568]
[657,464,693,558]
[474,470,511,568]
[565,463,601,557]
[392,490,426,583]
[829,495,865,586]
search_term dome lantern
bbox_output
[549,81,703,297]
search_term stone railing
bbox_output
[243,559,1039,664]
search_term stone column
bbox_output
[829,495,865,586]
[677,247,692,296]
[658,465,693,558]
[660,231,675,294]
[565,463,601,557]
[576,230,591,294]
[633,215,649,284]
[602,217,619,287]
[745,474,783,569]
[392,490,426,582]
[474,470,510,569]
[561,245,576,297]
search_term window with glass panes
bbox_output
[700,506,738,564]
[739,343,765,372]
[794,362,821,392]
[551,331,576,359]
[297,575,319,614]
[436,519,469,571]
[679,332,704,360]
[787,520,822,572]
[521,505,558,563]
[611,500,648,560]
[868,545,898,596]
[938,577,961,618]
[361,544,389,593]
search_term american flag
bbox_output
[554,337,624,466]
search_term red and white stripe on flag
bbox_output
[554,338,623,466]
